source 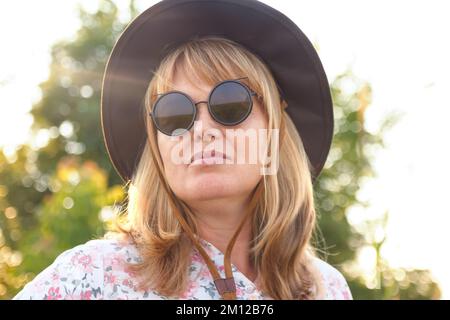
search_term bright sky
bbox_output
[1,0,449,299]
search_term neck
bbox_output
[190,195,252,246]
[188,194,257,282]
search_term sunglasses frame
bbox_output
[149,77,261,136]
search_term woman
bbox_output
[14,0,352,300]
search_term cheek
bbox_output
[157,133,184,182]
[242,100,268,131]
[156,133,171,165]
[222,104,267,188]
[234,102,268,163]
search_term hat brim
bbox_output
[101,0,333,183]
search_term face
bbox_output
[156,71,268,205]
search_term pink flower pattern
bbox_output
[13,238,352,300]
[45,287,62,300]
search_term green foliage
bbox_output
[29,0,124,183]
[314,73,440,299]
[0,0,126,298]
[0,0,441,299]
[16,157,124,277]
[314,74,377,265]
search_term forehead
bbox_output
[169,71,216,100]
[171,71,209,88]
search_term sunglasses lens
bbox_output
[153,92,195,135]
[209,81,252,125]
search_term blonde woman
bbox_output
[14,0,352,300]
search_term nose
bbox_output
[193,100,221,142]
[194,100,211,122]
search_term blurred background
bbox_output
[0,0,448,300]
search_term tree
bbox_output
[0,0,128,299]
[315,72,441,299]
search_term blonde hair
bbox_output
[109,35,324,299]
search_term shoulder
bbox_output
[310,256,353,300]
[13,237,140,300]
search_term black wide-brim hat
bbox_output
[101,0,333,184]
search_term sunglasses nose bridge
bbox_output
[194,100,209,107]
[193,100,210,121]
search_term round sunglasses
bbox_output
[149,77,261,136]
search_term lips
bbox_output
[190,150,230,166]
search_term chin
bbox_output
[180,175,239,201]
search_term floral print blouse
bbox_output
[13,237,352,300]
